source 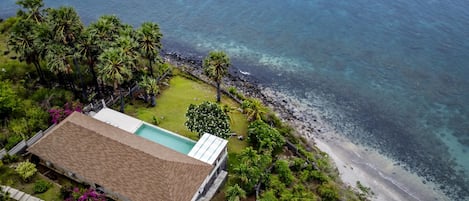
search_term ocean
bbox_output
[1,0,468,200]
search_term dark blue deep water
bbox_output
[2,0,469,200]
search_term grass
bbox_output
[0,165,62,201]
[124,75,249,153]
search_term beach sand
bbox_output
[314,134,448,201]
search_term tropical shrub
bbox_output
[275,159,294,186]
[318,182,339,201]
[4,135,22,150]
[247,120,285,154]
[0,80,20,119]
[241,98,268,122]
[15,161,37,181]
[0,190,11,201]
[185,101,231,138]
[49,101,83,124]
[225,184,246,201]
[63,187,106,201]
[259,189,278,201]
[291,157,307,172]
[233,147,272,193]
[33,179,51,194]
[1,154,19,164]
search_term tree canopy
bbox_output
[247,120,285,154]
[185,101,231,138]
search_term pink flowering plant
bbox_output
[49,101,83,124]
[64,187,106,201]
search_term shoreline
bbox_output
[162,50,450,201]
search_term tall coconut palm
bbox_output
[8,18,46,83]
[16,0,44,23]
[225,184,247,201]
[136,22,163,77]
[98,48,133,112]
[203,51,230,103]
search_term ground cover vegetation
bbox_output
[0,0,371,200]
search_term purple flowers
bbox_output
[64,187,105,201]
[49,101,83,124]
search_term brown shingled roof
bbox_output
[28,112,213,201]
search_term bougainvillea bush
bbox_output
[49,101,83,124]
[63,187,106,201]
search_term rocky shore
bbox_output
[161,50,452,201]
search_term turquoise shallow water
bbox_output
[135,124,195,155]
[1,0,469,199]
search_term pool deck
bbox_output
[92,108,143,133]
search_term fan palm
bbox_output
[98,48,133,112]
[139,76,159,107]
[16,0,44,23]
[8,18,46,83]
[75,28,102,96]
[203,51,231,103]
[88,15,124,49]
[45,44,75,89]
[136,22,163,77]
[113,35,139,71]
[45,6,83,46]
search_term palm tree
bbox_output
[75,28,102,97]
[8,18,48,84]
[45,44,75,89]
[203,51,230,103]
[16,0,44,23]
[46,6,87,98]
[88,15,125,49]
[98,48,133,112]
[225,184,247,201]
[139,76,159,107]
[239,147,260,165]
[136,22,163,77]
[45,6,83,46]
[113,35,139,71]
[241,98,268,122]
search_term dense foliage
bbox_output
[1,0,166,149]
[15,161,37,181]
[247,120,285,154]
[61,187,106,201]
[33,179,51,193]
[185,101,231,138]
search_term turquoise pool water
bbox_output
[134,124,195,154]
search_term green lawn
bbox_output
[0,165,62,201]
[124,75,248,153]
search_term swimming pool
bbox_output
[134,124,196,154]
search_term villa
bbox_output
[27,108,228,201]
